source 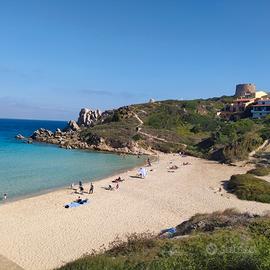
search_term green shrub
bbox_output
[57,221,270,270]
[228,174,270,203]
[132,134,142,141]
[247,167,270,176]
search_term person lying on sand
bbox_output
[183,162,191,166]
[112,177,125,183]
[169,165,179,170]
[74,197,88,204]
[105,184,114,191]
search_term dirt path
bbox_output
[132,112,170,143]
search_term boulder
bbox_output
[67,120,80,131]
[77,108,102,127]
[15,134,25,140]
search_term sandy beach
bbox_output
[0,154,270,270]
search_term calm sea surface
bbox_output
[0,119,143,200]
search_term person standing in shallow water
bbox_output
[89,182,94,194]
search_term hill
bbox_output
[30,96,270,163]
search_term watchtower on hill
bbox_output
[235,83,256,97]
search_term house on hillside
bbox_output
[218,83,268,120]
[251,99,270,119]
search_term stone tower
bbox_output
[235,83,256,97]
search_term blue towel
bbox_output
[160,227,177,236]
[65,201,89,208]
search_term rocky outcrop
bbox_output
[65,120,80,132]
[28,106,153,155]
[174,209,257,237]
[15,134,25,140]
[77,108,102,127]
[29,127,148,154]
[30,128,85,149]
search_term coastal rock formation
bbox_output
[77,108,102,127]
[66,120,80,131]
[15,134,25,140]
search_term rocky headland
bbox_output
[28,107,152,155]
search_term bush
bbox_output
[222,132,263,163]
[57,213,270,270]
[247,167,270,177]
[228,174,270,203]
[132,134,142,141]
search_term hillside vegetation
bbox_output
[80,97,270,163]
[57,209,270,270]
[228,174,270,203]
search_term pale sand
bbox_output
[0,154,270,270]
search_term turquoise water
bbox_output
[0,119,143,200]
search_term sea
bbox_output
[0,119,144,201]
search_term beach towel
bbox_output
[160,227,177,238]
[64,200,89,208]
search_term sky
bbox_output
[0,0,270,120]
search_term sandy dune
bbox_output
[0,154,269,270]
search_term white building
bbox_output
[251,99,270,118]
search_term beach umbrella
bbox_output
[138,168,147,178]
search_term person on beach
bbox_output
[112,177,124,183]
[70,183,74,189]
[89,183,94,194]
[116,183,119,189]
[3,193,7,200]
[79,181,82,187]
[147,158,152,167]
[79,185,84,194]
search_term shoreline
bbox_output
[1,154,150,205]
[1,154,269,270]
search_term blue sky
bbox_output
[0,0,270,120]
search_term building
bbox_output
[218,84,268,120]
[235,83,256,98]
[234,83,267,99]
[251,99,270,119]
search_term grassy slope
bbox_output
[57,210,270,270]
[248,167,270,176]
[228,174,270,203]
[80,97,270,162]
